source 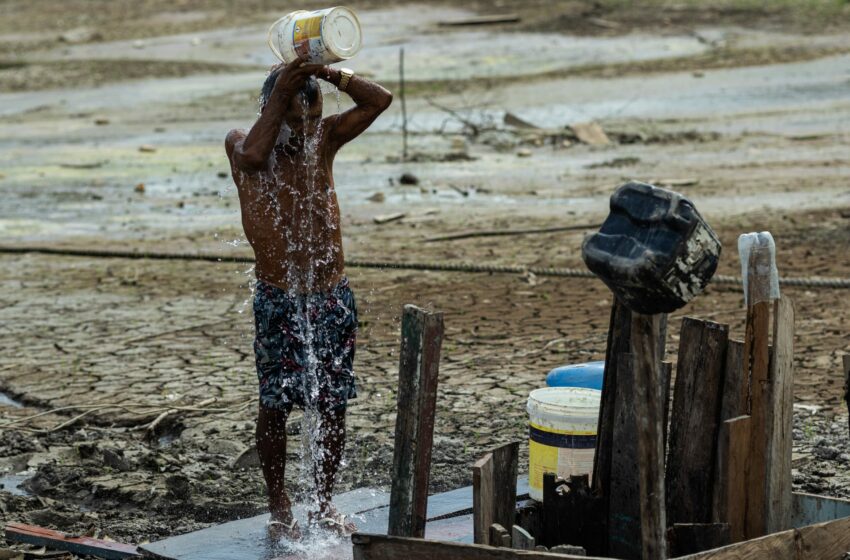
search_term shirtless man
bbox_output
[224,60,392,539]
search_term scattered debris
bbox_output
[587,17,620,29]
[59,161,107,170]
[569,122,611,146]
[653,178,700,187]
[437,14,520,26]
[368,192,386,203]
[138,145,157,153]
[399,173,419,186]
[588,157,640,169]
[374,212,406,225]
[503,113,540,130]
[58,28,102,44]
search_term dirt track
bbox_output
[1,0,849,548]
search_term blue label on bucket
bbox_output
[529,425,597,449]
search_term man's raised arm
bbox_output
[226,60,323,172]
[321,68,392,150]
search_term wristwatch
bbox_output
[338,68,354,92]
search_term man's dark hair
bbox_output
[260,70,320,109]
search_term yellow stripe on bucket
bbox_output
[527,387,601,501]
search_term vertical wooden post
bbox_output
[473,442,519,545]
[388,305,444,538]
[765,297,795,533]
[630,313,668,560]
[743,250,772,540]
[666,318,729,525]
[399,47,409,161]
[844,355,850,437]
[593,298,632,556]
[607,353,640,560]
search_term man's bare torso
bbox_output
[230,119,344,293]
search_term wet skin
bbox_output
[225,60,392,537]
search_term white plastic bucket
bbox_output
[527,387,601,501]
[268,7,362,65]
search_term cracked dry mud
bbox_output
[1,0,850,550]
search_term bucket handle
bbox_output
[267,14,291,62]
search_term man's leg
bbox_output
[313,405,346,514]
[256,404,300,536]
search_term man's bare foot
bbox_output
[308,506,357,537]
[267,514,302,542]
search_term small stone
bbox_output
[139,145,157,153]
[94,117,110,126]
[367,192,385,203]
[838,453,850,464]
[516,148,532,157]
[813,446,840,460]
[217,171,228,178]
[230,445,260,470]
[102,448,130,472]
[134,183,145,193]
[399,173,419,186]
[133,40,146,49]
[165,474,191,500]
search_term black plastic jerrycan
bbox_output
[581,181,721,315]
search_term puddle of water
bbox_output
[0,473,32,496]
[0,391,23,408]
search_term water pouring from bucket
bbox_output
[268,7,363,65]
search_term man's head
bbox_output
[259,68,322,124]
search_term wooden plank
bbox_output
[677,515,850,560]
[607,352,640,560]
[791,492,850,528]
[474,452,495,544]
[492,444,519,535]
[473,443,519,545]
[662,360,673,450]
[352,533,609,560]
[490,524,511,548]
[5,522,140,559]
[765,298,795,533]
[719,339,747,421]
[630,313,668,560]
[389,305,445,538]
[594,300,632,557]
[437,14,521,26]
[712,416,751,543]
[743,299,771,540]
[592,299,632,497]
[667,523,730,556]
[512,526,535,550]
[797,515,850,559]
[844,355,850,436]
[742,244,773,540]
[666,317,729,524]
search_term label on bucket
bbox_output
[293,15,325,61]
[528,423,595,498]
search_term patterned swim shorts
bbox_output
[253,277,357,412]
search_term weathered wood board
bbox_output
[389,305,445,538]
[666,317,729,525]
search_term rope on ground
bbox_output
[2,245,850,289]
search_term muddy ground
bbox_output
[1,0,849,551]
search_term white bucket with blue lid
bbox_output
[527,387,601,501]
